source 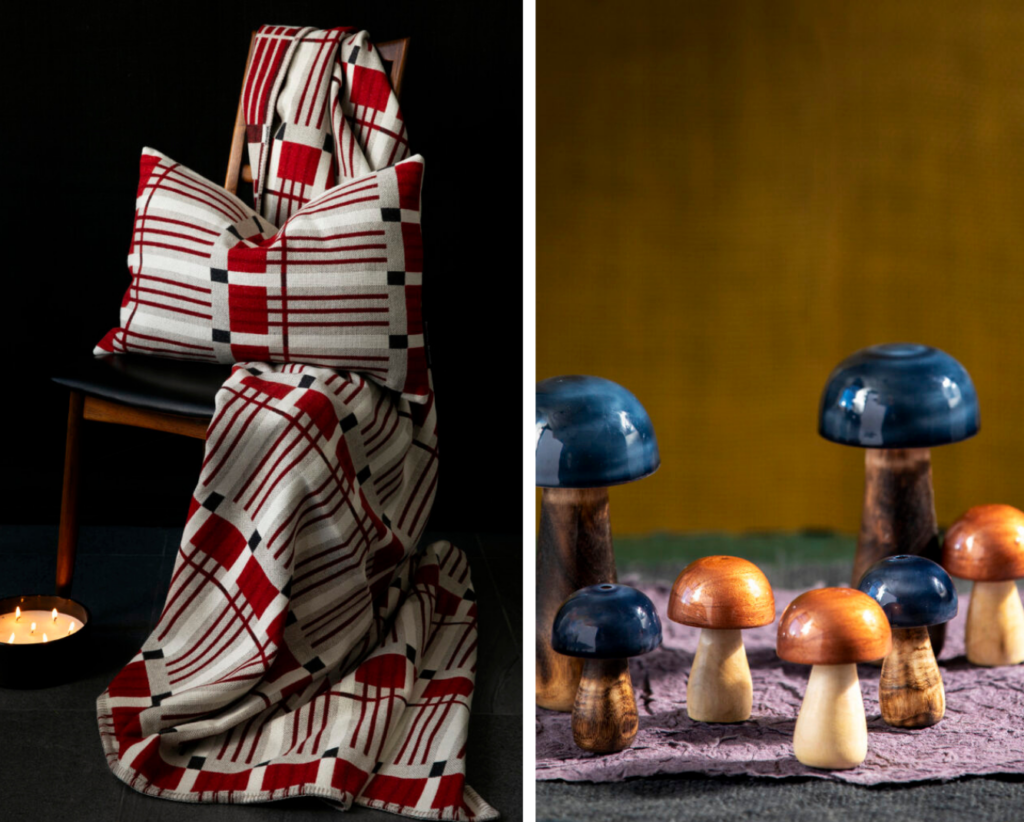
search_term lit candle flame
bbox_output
[42,633,48,643]
[30,622,36,634]
[15,606,21,621]
[68,623,74,635]
[6,633,13,644]
[52,608,58,622]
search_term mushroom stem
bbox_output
[793,663,867,770]
[571,658,638,754]
[687,628,752,723]
[879,626,944,727]
[858,448,945,655]
[966,580,1024,667]
[536,487,617,711]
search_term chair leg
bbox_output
[56,391,84,597]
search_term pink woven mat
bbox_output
[536,584,1024,785]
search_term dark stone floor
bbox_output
[0,526,522,821]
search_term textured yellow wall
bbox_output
[537,0,1024,536]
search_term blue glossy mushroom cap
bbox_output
[857,555,958,628]
[818,344,979,448]
[536,375,660,488]
[551,584,663,659]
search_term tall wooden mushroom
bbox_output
[819,343,979,657]
[857,555,958,728]
[668,556,775,723]
[777,588,892,770]
[551,583,662,753]
[943,504,1024,667]
[535,376,660,711]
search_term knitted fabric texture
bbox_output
[96,26,494,819]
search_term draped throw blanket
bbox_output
[96,26,496,821]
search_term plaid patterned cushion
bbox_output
[95,148,429,403]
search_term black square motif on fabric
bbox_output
[143,649,164,660]
[299,374,315,389]
[430,760,446,777]
[357,466,372,484]
[304,657,325,674]
[381,208,401,222]
[188,756,206,770]
[387,271,405,285]
[202,493,225,512]
[211,268,228,283]
[390,335,408,349]
[340,414,358,433]
[213,329,231,343]
[248,531,262,550]
[151,691,172,706]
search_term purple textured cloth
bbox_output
[536,584,1024,785]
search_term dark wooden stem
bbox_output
[536,487,617,711]
[879,626,945,728]
[571,657,638,754]
[857,448,946,655]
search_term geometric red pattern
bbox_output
[94,149,430,403]
[96,364,495,819]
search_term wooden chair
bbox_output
[51,34,410,597]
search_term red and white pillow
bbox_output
[96,148,429,402]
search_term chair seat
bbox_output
[52,355,232,418]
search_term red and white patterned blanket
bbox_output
[96,26,496,821]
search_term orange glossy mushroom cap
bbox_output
[776,588,892,665]
[668,556,775,629]
[942,504,1024,582]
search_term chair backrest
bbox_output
[223,33,410,196]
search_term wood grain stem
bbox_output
[793,663,867,770]
[571,657,638,754]
[879,626,945,727]
[857,448,945,655]
[536,487,617,711]
[966,580,1024,667]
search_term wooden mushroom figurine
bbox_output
[777,588,891,769]
[551,583,662,753]
[536,376,660,711]
[818,343,979,657]
[943,504,1024,667]
[668,556,775,723]
[857,555,958,728]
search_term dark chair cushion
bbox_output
[52,356,232,418]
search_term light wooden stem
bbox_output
[536,487,616,711]
[966,580,1024,667]
[793,663,867,770]
[571,658,638,754]
[879,626,944,728]
[687,628,752,723]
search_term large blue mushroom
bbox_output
[857,555,958,728]
[819,343,978,656]
[535,376,659,712]
[551,584,662,753]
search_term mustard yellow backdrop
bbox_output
[537,0,1024,536]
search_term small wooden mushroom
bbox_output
[668,556,775,723]
[943,504,1024,667]
[857,555,958,728]
[551,584,662,753]
[818,343,980,658]
[777,588,891,770]
[536,376,660,711]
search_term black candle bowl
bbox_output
[0,594,93,689]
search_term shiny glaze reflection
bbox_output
[943,504,1024,582]
[857,555,958,628]
[536,375,660,488]
[818,343,979,448]
[668,556,775,629]
[551,584,662,659]
[777,588,892,666]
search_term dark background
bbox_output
[3,2,522,535]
